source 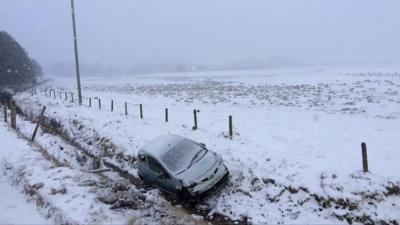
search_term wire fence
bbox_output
[4,87,372,173]
[35,88,235,138]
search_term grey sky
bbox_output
[1,0,400,67]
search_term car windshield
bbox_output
[161,139,205,174]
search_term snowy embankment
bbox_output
[0,170,48,224]
[0,113,207,225]
[15,69,400,224]
[0,121,133,224]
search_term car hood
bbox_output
[175,151,219,183]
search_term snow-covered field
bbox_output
[11,66,400,224]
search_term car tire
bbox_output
[177,189,193,200]
[178,189,202,204]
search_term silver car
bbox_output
[137,135,229,198]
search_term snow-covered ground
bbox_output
[0,116,208,225]
[0,122,129,224]
[13,66,400,224]
[0,174,48,224]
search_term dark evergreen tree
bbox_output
[0,31,43,91]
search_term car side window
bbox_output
[147,156,165,175]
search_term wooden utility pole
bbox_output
[70,0,83,105]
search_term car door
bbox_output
[138,154,158,184]
[147,156,181,194]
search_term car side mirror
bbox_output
[199,143,206,148]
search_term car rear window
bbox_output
[161,139,202,173]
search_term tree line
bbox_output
[0,31,42,97]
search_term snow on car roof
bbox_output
[139,134,185,157]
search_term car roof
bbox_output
[139,134,186,158]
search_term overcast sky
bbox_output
[1,0,400,67]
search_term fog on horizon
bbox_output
[1,0,400,74]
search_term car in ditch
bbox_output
[137,134,229,198]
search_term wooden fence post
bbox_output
[229,115,233,138]
[124,102,127,115]
[64,92,67,100]
[59,91,62,99]
[10,100,16,129]
[98,98,101,109]
[361,142,369,172]
[193,109,198,130]
[111,100,114,111]
[53,90,56,99]
[139,104,143,119]
[3,103,7,122]
[71,93,74,102]
[89,97,91,107]
[31,106,46,141]
[165,108,168,123]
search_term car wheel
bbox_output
[178,189,202,204]
[177,189,192,200]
